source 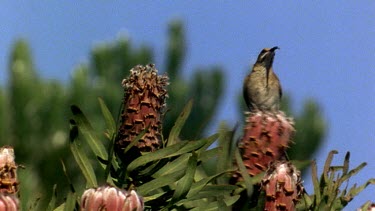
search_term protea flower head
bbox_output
[0,146,18,194]
[262,161,303,211]
[115,64,169,162]
[80,186,143,211]
[0,194,19,211]
[239,110,294,178]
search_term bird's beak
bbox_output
[266,46,279,88]
[270,46,280,52]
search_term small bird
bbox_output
[243,46,282,111]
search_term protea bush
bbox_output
[13,63,372,211]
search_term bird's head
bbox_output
[255,46,279,70]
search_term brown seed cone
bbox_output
[115,64,169,162]
[0,146,18,194]
[262,161,303,211]
[232,110,294,183]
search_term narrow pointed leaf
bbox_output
[311,160,321,203]
[348,179,375,197]
[53,203,64,211]
[127,141,188,172]
[340,162,367,183]
[223,195,241,207]
[234,148,253,197]
[186,169,236,198]
[142,192,168,202]
[46,185,57,211]
[171,153,198,203]
[152,154,190,177]
[124,126,149,154]
[168,138,207,157]
[64,192,77,211]
[98,97,116,136]
[137,170,185,195]
[168,100,193,146]
[343,152,350,175]
[69,125,97,187]
[198,133,219,152]
[198,148,219,162]
[71,105,107,163]
[323,150,338,180]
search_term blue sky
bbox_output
[2,2,375,209]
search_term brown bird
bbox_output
[243,46,282,111]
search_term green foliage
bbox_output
[298,151,375,210]
[1,20,224,209]
[1,19,371,211]
[62,100,240,210]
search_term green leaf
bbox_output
[223,195,241,207]
[198,133,219,152]
[152,153,190,177]
[98,97,116,136]
[46,184,57,211]
[186,169,235,198]
[53,203,64,211]
[348,179,375,198]
[71,105,108,165]
[198,148,219,162]
[311,160,321,204]
[69,124,97,187]
[340,162,367,183]
[137,170,185,195]
[127,141,188,172]
[171,152,198,202]
[167,100,193,146]
[323,150,338,180]
[343,152,350,175]
[64,191,77,211]
[234,148,253,197]
[142,192,168,202]
[123,126,149,154]
[168,138,207,157]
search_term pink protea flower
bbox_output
[0,194,19,211]
[262,161,303,211]
[234,111,294,182]
[81,186,143,211]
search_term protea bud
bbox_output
[115,64,169,161]
[0,146,18,194]
[81,186,143,211]
[262,161,303,211]
[0,194,19,211]
[239,111,294,178]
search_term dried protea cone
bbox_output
[0,146,18,194]
[262,161,303,211]
[81,186,144,211]
[115,64,169,162]
[232,111,294,183]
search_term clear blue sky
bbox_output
[1,2,375,209]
